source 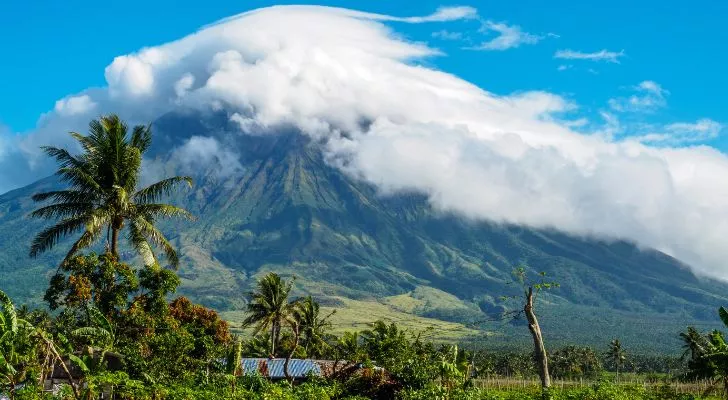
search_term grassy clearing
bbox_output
[222,296,483,341]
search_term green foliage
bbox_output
[0,289,40,397]
[681,306,728,396]
[550,346,602,379]
[44,252,138,314]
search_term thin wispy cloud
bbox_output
[431,29,463,40]
[554,49,626,63]
[472,21,543,50]
[633,119,723,145]
[351,5,478,23]
[609,80,669,113]
[402,6,478,22]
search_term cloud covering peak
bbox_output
[3,5,728,280]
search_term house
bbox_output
[44,349,124,395]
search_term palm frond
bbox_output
[131,216,179,268]
[130,124,152,154]
[31,190,93,204]
[30,202,94,220]
[136,203,195,220]
[134,177,193,204]
[56,166,101,193]
[40,146,85,169]
[29,216,88,257]
[127,220,157,267]
[63,227,103,264]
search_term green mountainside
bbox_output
[1,111,726,353]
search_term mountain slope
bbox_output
[1,111,726,352]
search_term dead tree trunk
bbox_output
[39,334,80,399]
[524,287,551,393]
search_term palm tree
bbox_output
[29,114,193,267]
[242,273,295,357]
[606,339,627,381]
[335,331,364,363]
[296,296,335,358]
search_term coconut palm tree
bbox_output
[29,114,193,268]
[296,296,335,358]
[242,273,295,356]
[606,339,627,381]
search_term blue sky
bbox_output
[1,0,726,145]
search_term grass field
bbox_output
[470,377,720,398]
[221,295,483,341]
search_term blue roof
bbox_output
[241,358,321,379]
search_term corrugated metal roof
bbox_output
[241,358,322,379]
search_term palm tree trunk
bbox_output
[270,323,277,357]
[524,287,551,395]
[110,226,119,257]
[285,324,300,382]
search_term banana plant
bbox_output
[0,289,32,400]
[72,306,115,351]
[224,338,243,393]
[65,306,118,398]
[683,306,728,397]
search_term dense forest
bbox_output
[2,116,728,400]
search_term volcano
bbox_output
[1,110,726,352]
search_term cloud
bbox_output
[396,6,478,22]
[4,5,728,281]
[432,30,463,41]
[554,49,626,63]
[632,119,722,145]
[170,136,243,178]
[472,21,543,50]
[54,95,97,116]
[609,80,669,112]
[557,64,572,71]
